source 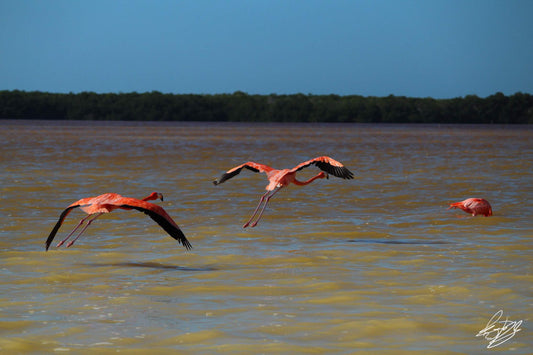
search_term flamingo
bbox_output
[45,192,192,251]
[213,156,354,227]
[447,198,493,217]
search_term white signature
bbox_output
[476,310,523,349]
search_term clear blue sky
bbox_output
[1,0,532,98]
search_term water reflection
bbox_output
[85,261,217,272]
[347,239,451,245]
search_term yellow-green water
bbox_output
[1,120,532,353]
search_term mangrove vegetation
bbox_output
[0,90,531,123]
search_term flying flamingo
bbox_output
[213,156,354,227]
[447,198,493,217]
[45,192,192,251]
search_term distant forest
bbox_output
[1,90,532,124]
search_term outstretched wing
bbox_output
[213,162,273,185]
[292,156,354,179]
[45,205,80,251]
[123,202,192,250]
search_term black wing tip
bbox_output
[45,236,54,250]
[214,164,260,186]
[172,227,192,250]
[182,238,193,250]
[132,206,192,251]
[213,176,227,185]
[44,232,57,251]
[315,161,354,180]
[159,224,192,251]
[341,167,355,180]
[44,205,81,252]
[213,171,237,185]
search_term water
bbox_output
[1,120,532,353]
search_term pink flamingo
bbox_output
[45,192,191,251]
[448,198,493,217]
[213,156,354,227]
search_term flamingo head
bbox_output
[144,192,164,201]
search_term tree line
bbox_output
[0,90,531,124]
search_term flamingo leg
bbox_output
[66,213,104,248]
[243,190,271,228]
[56,213,95,247]
[249,186,283,228]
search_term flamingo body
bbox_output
[45,192,191,251]
[213,156,354,227]
[447,198,492,217]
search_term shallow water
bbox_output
[1,120,532,353]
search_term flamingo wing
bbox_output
[293,156,354,179]
[45,205,80,251]
[121,202,192,250]
[213,162,273,185]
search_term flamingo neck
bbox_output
[293,173,324,186]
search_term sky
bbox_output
[1,0,532,98]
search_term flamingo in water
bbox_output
[447,198,493,217]
[45,192,191,251]
[213,156,354,227]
